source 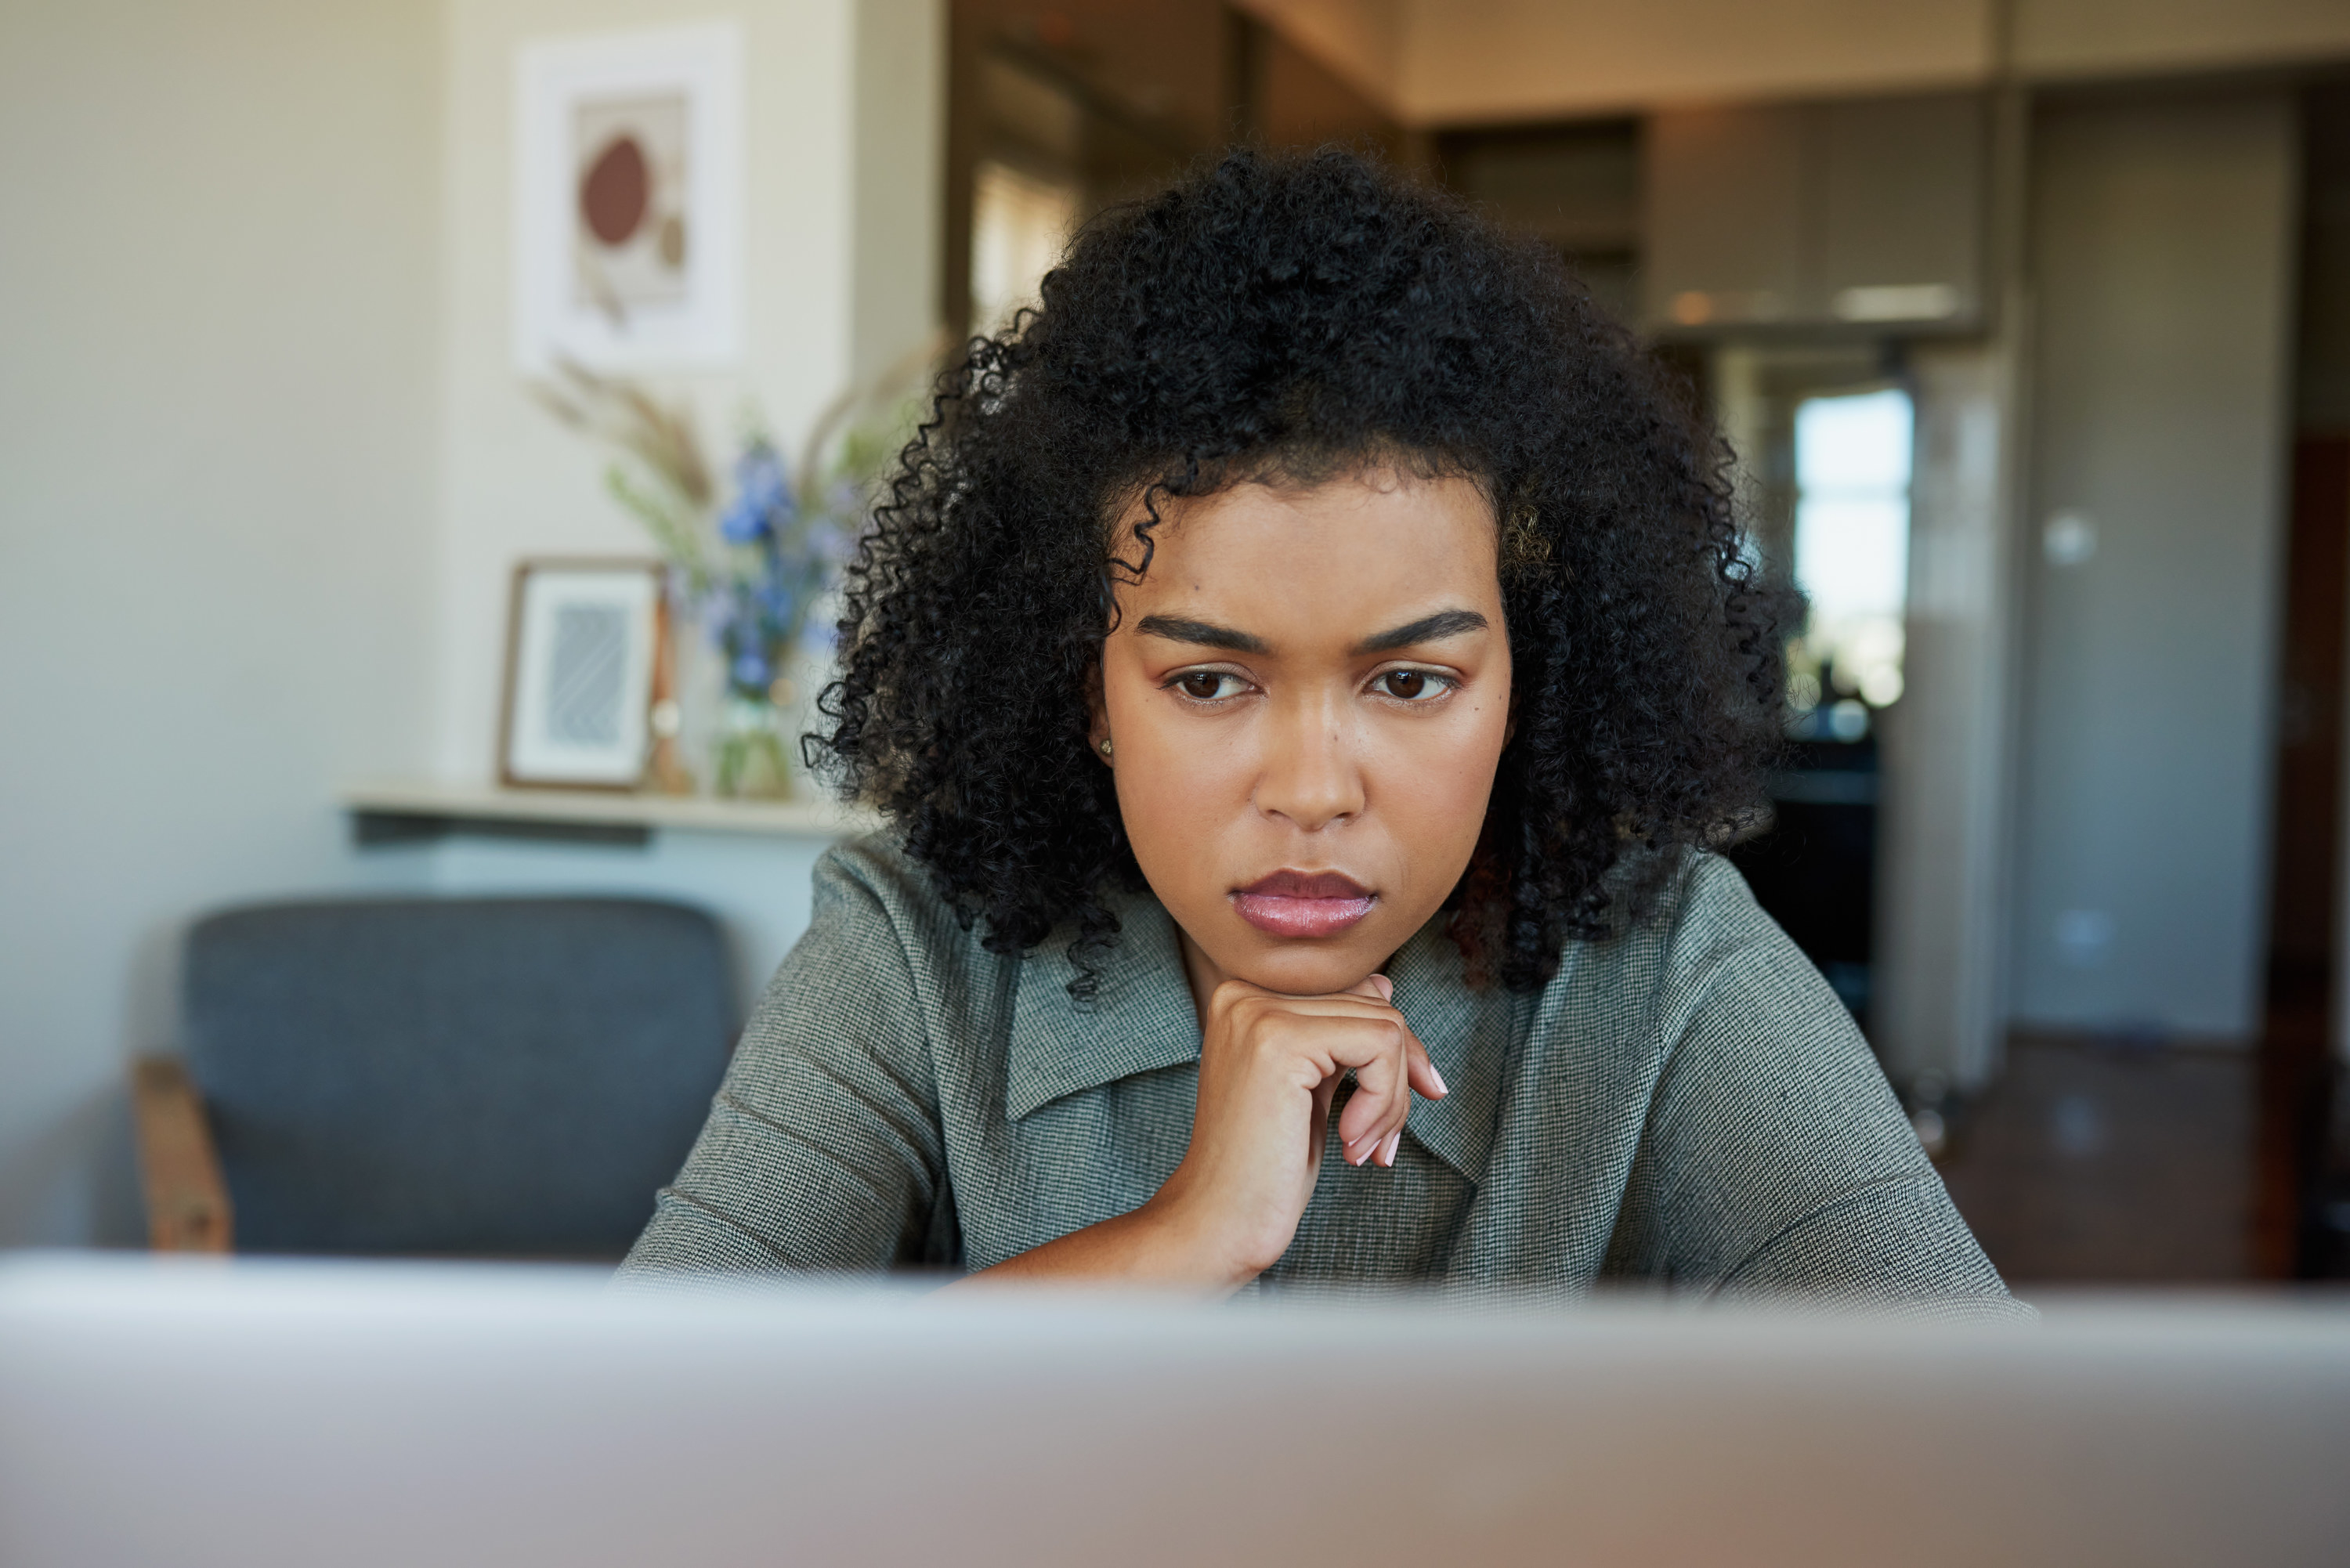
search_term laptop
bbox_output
[2,1253,2345,1566]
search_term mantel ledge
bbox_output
[339,779,877,841]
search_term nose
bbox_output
[1253,687,1365,832]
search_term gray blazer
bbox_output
[623,833,2018,1313]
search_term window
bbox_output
[1788,386,1912,738]
[969,159,1079,335]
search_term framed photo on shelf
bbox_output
[498,559,664,789]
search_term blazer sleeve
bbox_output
[618,840,949,1281]
[1602,854,2026,1318]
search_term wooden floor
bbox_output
[1935,1034,2261,1284]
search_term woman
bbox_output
[622,148,2016,1312]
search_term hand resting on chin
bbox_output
[955,970,1445,1293]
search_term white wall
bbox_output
[2011,92,2299,1040]
[0,0,942,1247]
[0,0,445,1244]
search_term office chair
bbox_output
[132,896,735,1259]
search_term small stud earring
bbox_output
[1097,736,1114,757]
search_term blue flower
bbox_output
[732,649,770,690]
[721,443,794,544]
[739,444,789,508]
[718,496,768,544]
[699,596,735,645]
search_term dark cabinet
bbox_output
[1643,92,1987,334]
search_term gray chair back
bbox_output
[183,897,734,1257]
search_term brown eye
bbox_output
[1178,671,1235,700]
[1379,670,1431,699]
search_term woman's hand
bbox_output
[1151,973,1447,1281]
[956,974,1445,1293]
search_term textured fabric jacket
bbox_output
[622,833,2017,1313]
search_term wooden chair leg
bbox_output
[131,1057,233,1253]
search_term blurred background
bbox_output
[5,0,2350,1289]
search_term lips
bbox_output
[1231,869,1377,939]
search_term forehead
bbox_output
[1114,471,1500,626]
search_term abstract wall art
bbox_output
[513,23,743,373]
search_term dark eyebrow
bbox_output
[1354,609,1489,653]
[1134,614,1268,653]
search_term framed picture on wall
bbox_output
[497,559,664,789]
[512,21,744,374]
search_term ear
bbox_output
[1086,659,1112,765]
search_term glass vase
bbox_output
[713,691,794,800]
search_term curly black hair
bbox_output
[815,145,1786,995]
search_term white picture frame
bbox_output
[498,560,664,789]
[512,21,744,374]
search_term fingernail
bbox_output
[1428,1060,1448,1097]
[1374,974,1394,1000]
[1383,1131,1401,1165]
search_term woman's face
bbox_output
[1095,469,1513,999]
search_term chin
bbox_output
[1228,934,1386,998]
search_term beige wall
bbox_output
[2019,0,2350,81]
[1875,341,2025,1090]
[2012,92,2299,1039]
[1397,0,1990,124]
[1249,0,2350,124]
[1231,0,1402,111]
[0,0,445,1242]
[852,0,946,383]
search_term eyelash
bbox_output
[1162,668,1460,706]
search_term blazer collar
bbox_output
[1385,919,1505,1188]
[1005,892,1202,1122]
[1004,895,1504,1188]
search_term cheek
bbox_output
[1372,699,1509,844]
[1108,692,1249,844]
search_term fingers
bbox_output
[1308,977,1441,1169]
[1330,1021,1426,1169]
[1344,1116,1405,1169]
[1405,1029,1448,1103]
[1336,1033,1406,1158]
[1213,972,1442,1171]
[1307,1073,1341,1164]
[1358,976,1444,1129]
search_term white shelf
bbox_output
[340,779,877,841]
